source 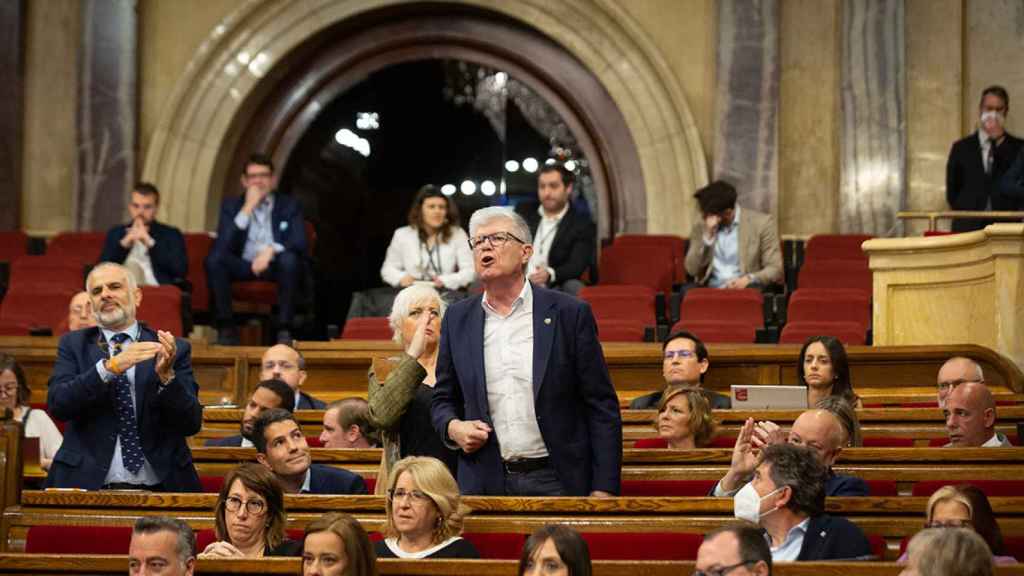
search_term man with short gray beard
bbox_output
[46,262,202,491]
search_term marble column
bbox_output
[839,0,906,235]
[0,0,24,231]
[76,0,136,232]
[965,0,1024,138]
[714,0,780,215]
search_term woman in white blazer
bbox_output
[381,185,475,291]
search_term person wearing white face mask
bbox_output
[733,443,871,562]
[947,85,1024,233]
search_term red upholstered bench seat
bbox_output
[911,479,1024,497]
[621,479,718,497]
[200,474,377,494]
[26,525,132,554]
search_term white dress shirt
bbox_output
[125,240,159,286]
[527,204,569,282]
[768,517,809,562]
[94,322,161,486]
[707,205,742,288]
[482,280,547,460]
[234,195,285,261]
[380,226,476,290]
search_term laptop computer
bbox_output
[730,385,809,410]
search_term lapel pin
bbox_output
[544,317,552,325]
[280,221,288,231]
[819,531,826,537]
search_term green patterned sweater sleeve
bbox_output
[366,353,428,430]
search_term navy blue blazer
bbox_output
[827,470,869,497]
[45,325,202,491]
[99,221,188,284]
[297,391,326,410]
[210,193,307,260]
[307,463,368,495]
[797,514,874,560]
[205,435,244,447]
[431,284,623,496]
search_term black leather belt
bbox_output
[102,482,162,491]
[503,457,550,474]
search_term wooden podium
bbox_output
[862,223,1024,371]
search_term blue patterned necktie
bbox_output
[110,333,144,474]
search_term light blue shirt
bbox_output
[234,195,285,262]
[768,517,809,562]
[300,467,312,493]
[94,322,161,486]
[707,205,742,287]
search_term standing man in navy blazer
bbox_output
[431,206,622,497]
[206,153,307,345]
[99,182,188,287]
[515,164,597,295]
[46,263,202,491]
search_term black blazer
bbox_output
[797,514,873,561]
[432,284,623,496]
[210,193,307,260]
[45,325,202,491]
[306,463,368,495]
[516,202,597,285]
[100,221,188,285]
[946,131,1024,232]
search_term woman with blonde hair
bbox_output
[900,528,993,576]
[367,284,457,488]
[301,512,377,576]
[898,484,1017,564]
[634,386,716,449]
[375,456,478,559]
[201,464,300,557]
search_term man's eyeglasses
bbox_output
[926,519,972,529]
[937,378,984,392]
[468,232,525,251]
[692,561,754,576]
[387,488,431,504]
[664,350,696,361]
[224,496,266,515]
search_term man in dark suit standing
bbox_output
[432,206,622,497]
[99,182,187,287]
[947,85,1024,233]
[46,263,201,491]
[206,153,307,344]
[252,409,367,495]
[204,379,294,447]
[515,165,596,296]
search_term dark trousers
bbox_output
[205,250,300,326]
[503,466,566,496]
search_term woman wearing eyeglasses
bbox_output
[898,484,1017,565]
[367,285,458,490]
[0,354,62,470]
[201,464,301,558]
[376,456,478,559]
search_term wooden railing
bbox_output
[896,210,1024,231]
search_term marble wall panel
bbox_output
[778,0,841,236]
[0,1,24,231]
[839,0,906,235]
[714,0,779,215]
[76,0,137,232]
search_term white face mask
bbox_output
[733,482,784,524]
[981,110,1006,130]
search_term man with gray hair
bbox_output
[432,206,622,497]
[46,262,202,491]
[129,516,195,576]
[936,356,984,409]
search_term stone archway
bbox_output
[143,0,708,235]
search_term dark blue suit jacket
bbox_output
[99,221,188,285]
[297,391,326,410]
[307,463,368,495]
[946,131,1024,232]
[797,514,873,560]
[431,284,623,496]
[210,193,307,260]
[45,325,202,491]
[827,470,869,496]
[205,435,244,447]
